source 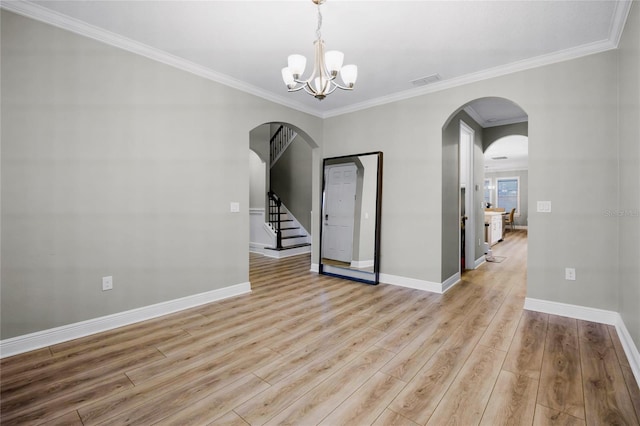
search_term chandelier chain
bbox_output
[316,4,322,40]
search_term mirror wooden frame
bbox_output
[319,152,383,284]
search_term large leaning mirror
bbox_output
[319,152,383,284]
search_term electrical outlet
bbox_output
[565,268,576,281]
[537,201,552,213]
[230,202,240,213]
[102,276,113,291]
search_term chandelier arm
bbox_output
[303,81,319,97]
[324,81,339,95]
[330,80,355,91]
[287,84,307,93]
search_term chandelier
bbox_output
[281,0,357,100]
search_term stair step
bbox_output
[282,235,307,240]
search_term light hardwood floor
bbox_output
[1,230,639,425]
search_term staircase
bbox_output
[270,125,297,168]
[265,191,310,258]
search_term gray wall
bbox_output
[483,122,528,151]
[2,6,638,356]
[485,170,529,228]
[0,11,322,339]
[249,151,266,209]
[618,1,640,348]
[270,135,313,232]
[441,110,485,280]
[323,49,623,329]
[249,124,271,210]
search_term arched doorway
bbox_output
[248,122,318,259]
[441,97,528,287]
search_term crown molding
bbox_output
[610,0,634,47]
[1,0,632,120]
[0,0,325,118]
[464,105,528,128]
[323,1,632,118]
[322,37,618,118]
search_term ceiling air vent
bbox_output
[491,156,508,160]
[410,73,441,87]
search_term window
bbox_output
[484,178,493,207]
[496,177,520,215]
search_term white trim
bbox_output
[350,260,374,269]
[0,0,323,118]
[0,282,251,358]
[610,0,634,47]
[464,105,527,128]
[323,38,619,118]
[379,273,443,293]
[441,272,462,293]
[310,263,319,273]
[249,242,270,255]
[474,256,486,269]
[263,245,311,259]
[460,120,475,277]
[614,317,640,388]
[524,297,620,324]
[0,0,631,120]
[524,297,640,386]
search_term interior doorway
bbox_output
[441,97,529,288]
[248,122,317,259]
[459,120,475,271]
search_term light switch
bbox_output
[230,202,240,213]
[537,201,551,213]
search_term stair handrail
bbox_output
[270,125,297,167]
[267,191,283,249]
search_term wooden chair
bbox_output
[505,208,516,231]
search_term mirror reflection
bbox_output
[320,152,382,284]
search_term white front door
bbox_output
[323,163,357,262]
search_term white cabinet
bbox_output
[484,212,503,246]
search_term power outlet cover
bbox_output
[102,276,113,291]
[565,268,576,281]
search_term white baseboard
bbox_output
[263,245,311,259]
[0,282,252,359]
[525,297,640,387]
[249,242,270,255]
[379,273,443,293]
[310,263,319,273]
[474,256,486,269]
[615,317,640,389]
[441,272,462,293]
[524,298,619,324]
[350,259,374,269]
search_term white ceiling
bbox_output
[2,0,632,118]
[484,135,528,172]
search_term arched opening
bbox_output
[483,135,529,229]
[441,97,528,289]
[248,122,317,259]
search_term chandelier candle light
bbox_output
[281,0,357,100]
